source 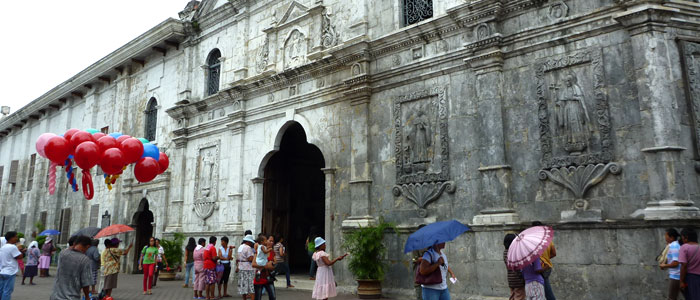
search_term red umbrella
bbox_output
[94,224,135,239]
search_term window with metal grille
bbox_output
[207,49,221,96]
[27,154,36,191]
[403,0,433,26]
[145,98,158,142]
[89,204,99,227]
[19,213,27,234]
[59,208,71,244]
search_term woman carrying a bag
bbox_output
[418,242,456,300]
[681,228,700,300]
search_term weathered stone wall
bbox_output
[2,0,700,298]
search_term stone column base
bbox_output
[341,215,376,229]
[224,222,244,232]
[472,208,520,226]
[560,209,602,223]
[633,200,700,220]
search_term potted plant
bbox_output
[342,220,394,299]
[158,232,185,281]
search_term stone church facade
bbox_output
[2,0,700,298]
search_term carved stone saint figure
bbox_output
[200,150,215,198]
[554,73,591,155]
[406,109,432,168]
[285,30,305,69]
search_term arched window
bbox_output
[145,98,158,141]
[207,49,221,96]
[403,0,433,26]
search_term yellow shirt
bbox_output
[540,242,555,268]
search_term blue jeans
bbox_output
[184,262,194,285]
[308,251,317,278]
[0,274,16,300]
[422,287,450,300]
[542,269,556,300]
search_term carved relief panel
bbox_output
[535,48,621,213]
[680,40,700,172]
[392,86,454,217]
[284,29,307,69]
[193,140,220,225]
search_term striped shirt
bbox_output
[504,249,525,288]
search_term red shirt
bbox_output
[203,244,217,270]
[253,252,275,285]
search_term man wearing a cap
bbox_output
[101,238,132,298]
[237,235,256,300]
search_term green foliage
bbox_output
[17,232,24,239]
[342,220,395,280]
[160,232,186,268]
[35,222,46,249]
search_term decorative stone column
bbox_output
[322,168,336,248]
[251,177,265,235]
[465,33,520,226]
[615,4,700,220]
[164,103,193,231]
[342,59,376,228]
[225,104,246,232]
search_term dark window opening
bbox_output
[207,49,221,96]
[145,98,158,142]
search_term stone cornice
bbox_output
[0,18,185,134]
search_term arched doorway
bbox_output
[131,198,153,273]
[263,122,325,273]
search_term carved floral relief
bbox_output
[680,41,700,166]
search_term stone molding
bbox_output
[679,40,700,161]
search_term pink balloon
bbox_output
[35,133,57,158]
[48,162,57,195]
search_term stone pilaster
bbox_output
[342,60,375,228]
[224,108,247,232]
[465,42,519,226]
[615,4,700,219]
[322,168,336,248]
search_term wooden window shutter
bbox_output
[89,205,99,227]
[27,154,36,191]
[19,214,27,234]
[40,211,47,228]
[0,165,4,193]
[59,208,71,243]
[8,160,19,183]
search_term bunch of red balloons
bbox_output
[35,129,170,200]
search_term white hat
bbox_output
[243,235,255,244]
[314,237,326,248]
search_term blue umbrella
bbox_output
[404,220,469,253]
[38,229,60,236]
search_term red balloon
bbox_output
[120,138,144,164]
[63,128,80,142]
[74,141,100,169]
[44,136,71,164]
[116,135,132,143]
[100,148,126,175]
[158,152,169,174]
[97,136,119,153]
[134,157,159,182]
[92,132,106,140]
[70,131,96,152]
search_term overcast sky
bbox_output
[0,0,191,115]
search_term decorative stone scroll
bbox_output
[193,140,220,225]
[392,86,454,217]
[255,35,269,74]
[680,40,700,172]
[321,9,340,48]
[535,48,621,219]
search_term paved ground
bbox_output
[11,270,394,300]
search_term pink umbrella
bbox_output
[507,226,554,270]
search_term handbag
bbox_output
[415,249,443,285]
[215,263,225,273]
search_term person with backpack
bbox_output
[680,228,700,299]
[138,237,159,295]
